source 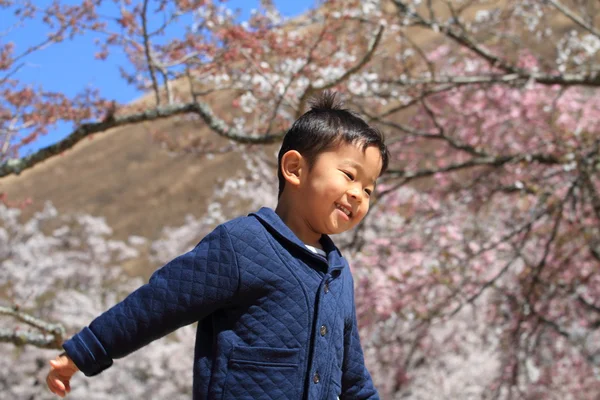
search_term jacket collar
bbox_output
[250,207,346,272]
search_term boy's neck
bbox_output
[275,198,323,249]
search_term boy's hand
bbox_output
[46,353,79,398]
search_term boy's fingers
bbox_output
[50,355,78,374]
[49,358,75,377]
[46,371,69,395]
[46,375,55,392]
[47,355,75,397]
[53,378,66,391]
[49,358,66,369]
[46,373,56,390]
[46,376,62,396]
[50,384,65,397]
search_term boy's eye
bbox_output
[343,171,354,180]
[365,189,372,197]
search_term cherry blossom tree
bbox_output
[347,1,600,398]
[0,152,276,397]
[0,202,186,398]
[3,0,600,398]
[0,195,237,398]
[0,0,384,177]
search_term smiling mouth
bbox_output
[335,203,352,218]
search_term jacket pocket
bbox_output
[328,366,343,400]
[222,346,300,400]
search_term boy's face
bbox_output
[298,143,382,236]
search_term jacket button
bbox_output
[313,373,320,384]
[324,283,329,293]
[320,325,327,336]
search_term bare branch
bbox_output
[149,8,184,37]
[448,252,525,318]
[578,295,600,315]
[0,328,62,349]
[547,0,600,38]
[141,0,161,106]
[386,152,561,182]
[439,183,573,319]
[420,98,486,157]
[0,305,65,349]
[297,24,385,115]
[392,1,600,88]
[266,21,330,133]
[0,306,64,335]
[0,62,25,86]
[162,51,202,68]
[1,128,15,158]
[389,73,600,87]
[0,101,285,178]
[527,187,570,301]
[581,168,600,223]
[359,84,457,121]
[392,0,518,73]
[316,24,385,91]
[155,65,173,105]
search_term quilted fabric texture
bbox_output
[63,207,379,399]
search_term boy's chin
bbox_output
[321,214,361,235]
[326,222,356,235]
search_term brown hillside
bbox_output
[2,115,247,241]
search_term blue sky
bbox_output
[8,0,312,156]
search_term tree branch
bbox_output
[0,101,285,178]
[386,152,561,182]
[297,24,385,115]
[389,73,600,87]
[141,0,161,106]
[392,1,600,87]
[266,21,330,132]
[0,305,65,349]
[392,0,518,73]
[0,328,63,349]
[547,0,600,38]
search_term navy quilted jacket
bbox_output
[63,207,378,399]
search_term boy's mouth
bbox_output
[335,203,353,218]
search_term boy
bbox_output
[46,91,389,399]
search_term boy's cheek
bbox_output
[354,209,368,224]
[361,203,370,216]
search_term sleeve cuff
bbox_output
[62,326,113,377]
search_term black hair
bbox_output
[277,91,389,197]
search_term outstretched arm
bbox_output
[58,224,239,377]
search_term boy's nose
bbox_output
[348,188,362,202]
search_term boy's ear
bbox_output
[280,150,305,188]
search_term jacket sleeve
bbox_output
[340,287,379,399]
[62,224,239,376]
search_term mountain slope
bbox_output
[3,115,247,240]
